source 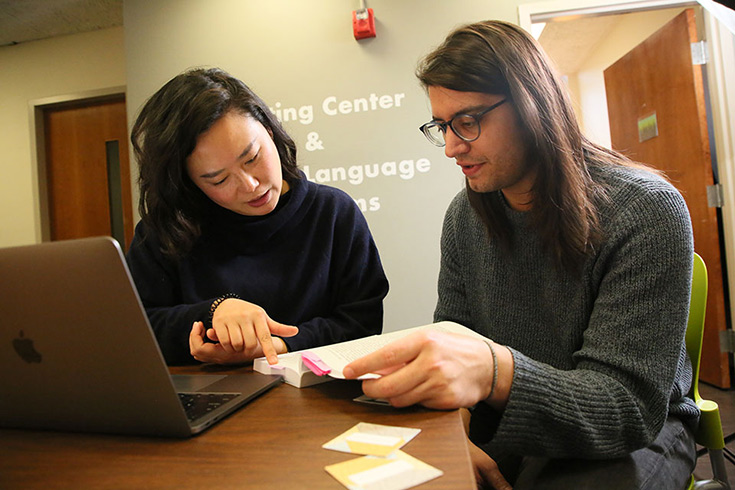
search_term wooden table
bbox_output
[0,365,475,489]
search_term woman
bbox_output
[126,67,389,366]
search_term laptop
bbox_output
[0,236,282,438]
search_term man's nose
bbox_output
[444,129,471,159]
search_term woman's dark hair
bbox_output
[131,67,301,259]
[417,20,647,273]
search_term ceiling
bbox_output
[0,0,122,47]
[538,16,622,74]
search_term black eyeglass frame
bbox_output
[418,98,508,147]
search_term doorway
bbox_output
[37,94,134,250]
[519,1,733,388]
[603,8,729,387]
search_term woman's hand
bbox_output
[189,298,298,365]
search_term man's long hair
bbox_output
[417,20,641,273]
[131,67,301,259]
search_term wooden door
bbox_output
[44,96,134,250]
[604,9,730,387]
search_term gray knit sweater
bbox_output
[434,163,699,459]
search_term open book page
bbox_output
[319,321,489,378]
[310,331,403,379]
[254,321,488,386]
[253,333,391,385]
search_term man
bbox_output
[344,20,698,489]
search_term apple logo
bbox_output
[13,330,42,363]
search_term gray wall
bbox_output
[124,0,518,331]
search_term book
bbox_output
[253,321,488,388]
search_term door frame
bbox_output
[28,86,127,243]
[518,0,735,378]
[518,0,697,25]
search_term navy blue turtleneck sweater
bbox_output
[126,176,389,365]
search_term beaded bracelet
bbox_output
[207,293,241,328]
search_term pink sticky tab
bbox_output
[301,351,331,376]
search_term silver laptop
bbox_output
[0,236,282,437]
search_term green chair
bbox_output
[686,253,730,489]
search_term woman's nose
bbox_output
[236,171,259,194]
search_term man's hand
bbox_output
[468,440,512,490]
[342,331,495,409]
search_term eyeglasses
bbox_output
[419,99,507,147]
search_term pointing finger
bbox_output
[254,316,278,365]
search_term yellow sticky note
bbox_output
[325,450,443,490]
[322,422,420,456]
[344,431,404,457]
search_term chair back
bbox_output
[685,252,708,399]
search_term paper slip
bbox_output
[322,423,421,457]
[325,449,443,490]
[353,394,391,407]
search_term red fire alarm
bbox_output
[353,8,376,40]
